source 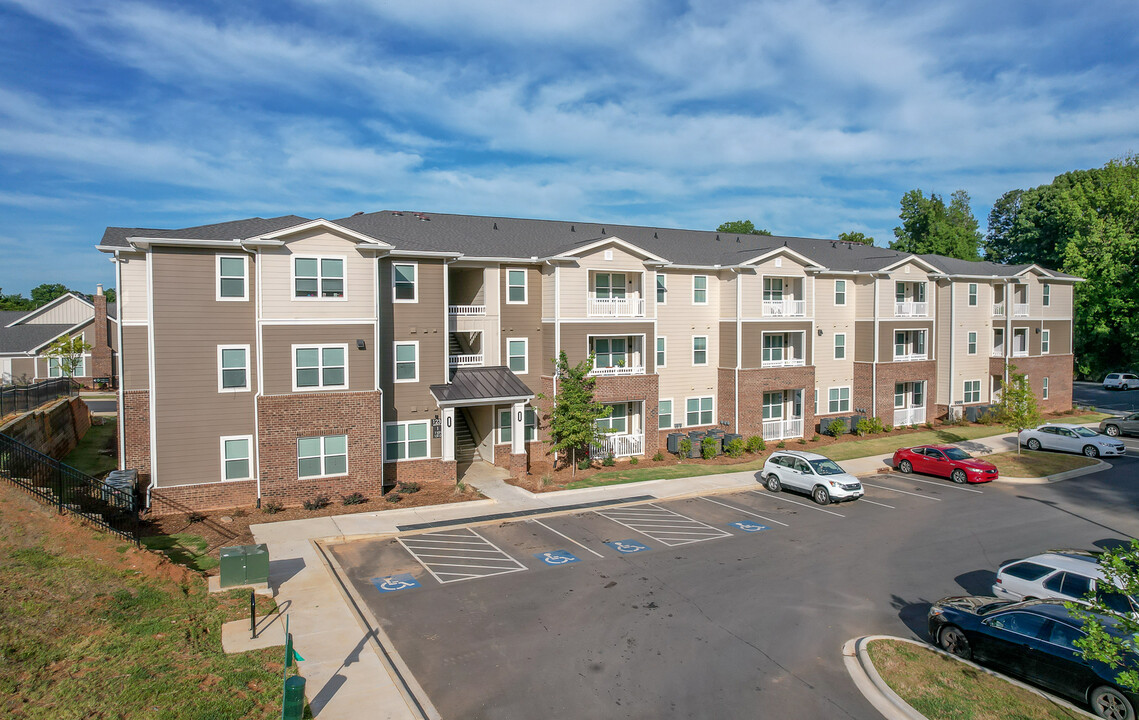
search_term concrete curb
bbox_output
[997,460,1111,485]
[843,635,1097,720]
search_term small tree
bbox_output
[995,363,1042,455]
[1068,541,1139,692]
[45,334,92,382]
[539,352,612,476]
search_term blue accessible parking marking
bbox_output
[729,521,769,533]
[605,539,650,554]
[371,573,421,593]
[535,550,581,566]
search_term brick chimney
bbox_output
[91,284,114,385]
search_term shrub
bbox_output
[262,501,283,515]
[341,492,367,505]
[883,425,893,433]
[233,508,247,518]
[454,481,469,494]
[678,438,692,458]
[797,437,807,445]
[629,456,639,465]
[541,473,554,486]
[725,437,745,458]
[384,493,402,503]
[602,454,616,467]
[701,436,717,460]
[396,481,421,494]
[187,511,206,524]
[827,419,846,437]
[775,440,786,449]
[910,423,919,430]
[652,451,665,462]
[811,434,820,442]
[924,421,934,429]
[302,494,331,511]
[578,458,592,470]
[745,436,765,453]
[979,411,996,426]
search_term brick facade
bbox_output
[384,459,457,485]
[732,366,817,438]
[122,390,150,487]
[874,360,938,427]
[91,293,115,385]
[991,354,1074,413]
[851,362,874,423]
[150,480,257,515]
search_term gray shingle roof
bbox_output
[430,366,535,406]
[0,323,74,354]
[0,310,29,327]
[100,215,311,248]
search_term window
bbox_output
[596,402,628,434]
[692,275,707,304]
[964,380,981,403]
[394,342,418,382]
[595,272,626,299]
[218,345,249,392]
[220,436,253,481]
[834,333,846,360]
[1013,328,1028,355]
[968,283,977,306]
[894,330,926,359]
[827,387,850,413]
[294,256,345,299]
[913,381,924,407]
[692,336,708,366]
[1043,572,1093,600]
[48,356,85,378]
[507,338,528,374]
[506,268,527,303]
[1042,329,1050,354]
[763,277,783,301]
[987,612,1048,639]
[762,392,783,420]
[392,262,417,302]
[993,328,1005,354]
[1043,377,1049,400]
[498,407,537,443]
[1003,562,1053,581]
[658,399,673,430]
[967,332,977,355]
[298,434,348,478]
[593,337,626,369]
[814,389,818,414]
[762,334,784,363]
[1042,283,1051,307]
[895,281,906,303]
[294,345,347,390]
[656,337,666,368]
[834,279,846,306]
[656,273,667,304]
[686,396,713,426]
[384,422,428,461]
[1046,622,1084,651]
[894,383,905,409]
[217,255,247,300]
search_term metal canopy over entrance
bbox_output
[429,366,535,464]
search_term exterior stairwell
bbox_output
[454,409,479,464]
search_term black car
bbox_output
[928,596,1139,720]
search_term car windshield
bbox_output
[809,459,845,476]
[943,448,971,461]
[976,600,1018,616]
[1073,427,1099,438]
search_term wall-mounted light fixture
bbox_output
[356,339,367,350]
[817,328,824,336]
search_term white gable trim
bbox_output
[739,246,825,271]
[1013,264,1057,278]
[29,318,94,354]
[5,292,94,328]
[243,218,393,248]
[878,255,941,273]
[557,236,669,264]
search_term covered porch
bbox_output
[761,389,805,441]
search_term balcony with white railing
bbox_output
[992,302,1005,317]
[894,353,928,362]
[762,418,804,441]
[894,301,929,317]
[894,407,926,427]
[991,347,1004,358]
[1013,303,1029,317]
[761,299,807,317]
[760,357,807,369]
[587,297,645,318]
[448,305,486,316]
[591,433,644,459]
[448,353,484,368]
[589,365,646,377]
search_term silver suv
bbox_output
[993,551,1138,616]
[760,450,863,505]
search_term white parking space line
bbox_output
[747,490,846,517]
[861,482,942,501]
[398,527,527,584]
[595,503,732,547]
[698,496,790,527]
[859,498,896,509]
[886,474,984,493]
[529,519,605,558]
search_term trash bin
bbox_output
[219,544,270,588]
[282,675,306,720]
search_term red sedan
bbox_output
[892,445,998,484]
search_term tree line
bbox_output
[0,283,116,311]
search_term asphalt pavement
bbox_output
[1074,381,1139,414]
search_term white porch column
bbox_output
[511,401,526,455]
[441,407,456,462]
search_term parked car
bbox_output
[759,450,863,505]
[992,551,1139,616]
[1019,423,1125,458]
[1104,373,1139,390]
[1100,413,1139,438]
[892,444,998,484]
[928,596,1139,719]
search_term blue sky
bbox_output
[1,0,1137,296]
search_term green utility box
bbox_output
[218,544,270,588]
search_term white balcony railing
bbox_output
[591,433,644,459]
[894,301,928,317]
[992,302,1005,317]
[991,348,1004,357]
[761,418,804,441]
[590,365,645,377]
[894,353,928,362]
[448,305,486,316]
[1013,303,1029,317]
[894,407,926,427]
[761,299,807,317]
[1012,348,1029,357]
[760,357,807,369]
[448,353,484,368]
[587,297,645,318]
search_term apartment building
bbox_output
[97,212,1078,513]
[0,289,116,387]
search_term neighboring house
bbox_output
[97,212,1078,513]
[0,289,117,387]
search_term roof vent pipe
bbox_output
[493,223,498,230]
[715,234,719,241]
[96,283,104,296]
[352,211,364,216]
[570,225,574,232]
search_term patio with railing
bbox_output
[894,301,928,317]
[1013,303,1029,317]
[448,305,486,316]
[448,353,484,368]
[992,302,1005,317]
[590,365,645,377]
[761,299,806,317]
[760,357,806,369]
[893,353,928,362]
[590,433,644,458]
[761,418,803,441]
[587,297,645,318]
[894,407,926,426]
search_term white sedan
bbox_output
[1019,423,1126,458]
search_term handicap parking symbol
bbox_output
[729,521,769,533]
[605,539,650,554]
[371,573,421,593]
[535,550,581,566]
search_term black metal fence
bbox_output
[0,377,76,417]
[0,433,139,543]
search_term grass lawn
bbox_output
[564,457,765,489]
[61,415,118,477]
[866,639,1080,720]
[142,532,220,572]
[984,450,1098,478]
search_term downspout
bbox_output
[145,249,157,511]
[113,250,125,469]
[871,276,878,418]
[734,269,742,432]
[253,247,263,506]
[948,282,955,419]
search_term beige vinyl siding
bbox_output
[122,325,149,389]
[854,320,875,362]
[879,320,935,361]
[500,266,544,390]
[740,321,812,368]
[1043,320,1072,355]
[558,245,649,319]
[814,275,857,397]
[118,252,149,324]
[719,272,738,317]
[21,295,92,325]
[1042,282,1072,318]
[656,268,719,408]
[262,324,374,395]
[558,322,655,373]
[854,276,875,318]
[740,256,811,315]
[541,264,556,317]
[380,258,444,422]
[879,263,934,319]
[935,280,952,404]
[719,322,737,368]
[259,231,376,320]
[542,321,556,371]
[10,358,34,383]
[938,279,998,406]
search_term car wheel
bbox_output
[812,486,831,505]
[951,469,968,484]
[939,625,971,659]
[899,459,913,474]
[1091,685,1136,720]
[1084,445,1100,458]
[1105,425,1121,437]
[765,474,781,493]
[1124,384,1131,391]
[1027,438,1042,451]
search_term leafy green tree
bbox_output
[717,220,772,236]
[103,288,117,303]
[837,231,874,245]
[995,363,1042,455]
[1068,541,1139,692]
[539,352,612,476]
[889,189,981,260]
[0,289,35,311]
[45,334,92,380]
[30,283,73,307]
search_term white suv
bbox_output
[992,551,1138,616]
[760,450,864,505]
[1104,373,1139,390]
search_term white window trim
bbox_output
[968,283,978,306]
[505,267,528,304]
[384,421,431,462]
[393,340,420,384]
[217,344,251,394]
[298,434,350,479]
[392,261,418,303]
[684,395,715,427]
[656,272,667,305]
[692,275,708,305]
[833,333,846,360]
[1043,377,1050,399]
[292,343,350,392]
[834,279,846,306]
[1042,329,1050,354]
[691,335,708,366]
[497,406,537,445]
[219,435,254,482]
[1043,284,1051,307]
[658,397,674,430]
[964,379,982,404]
[967,332,977,355]
[826,386,851,414]
[893,328,928,360]
[48,354,89,378]
[291,254,349,302]
[216,254,249,302]
[506,337,528,375]
[656,336,666,369]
